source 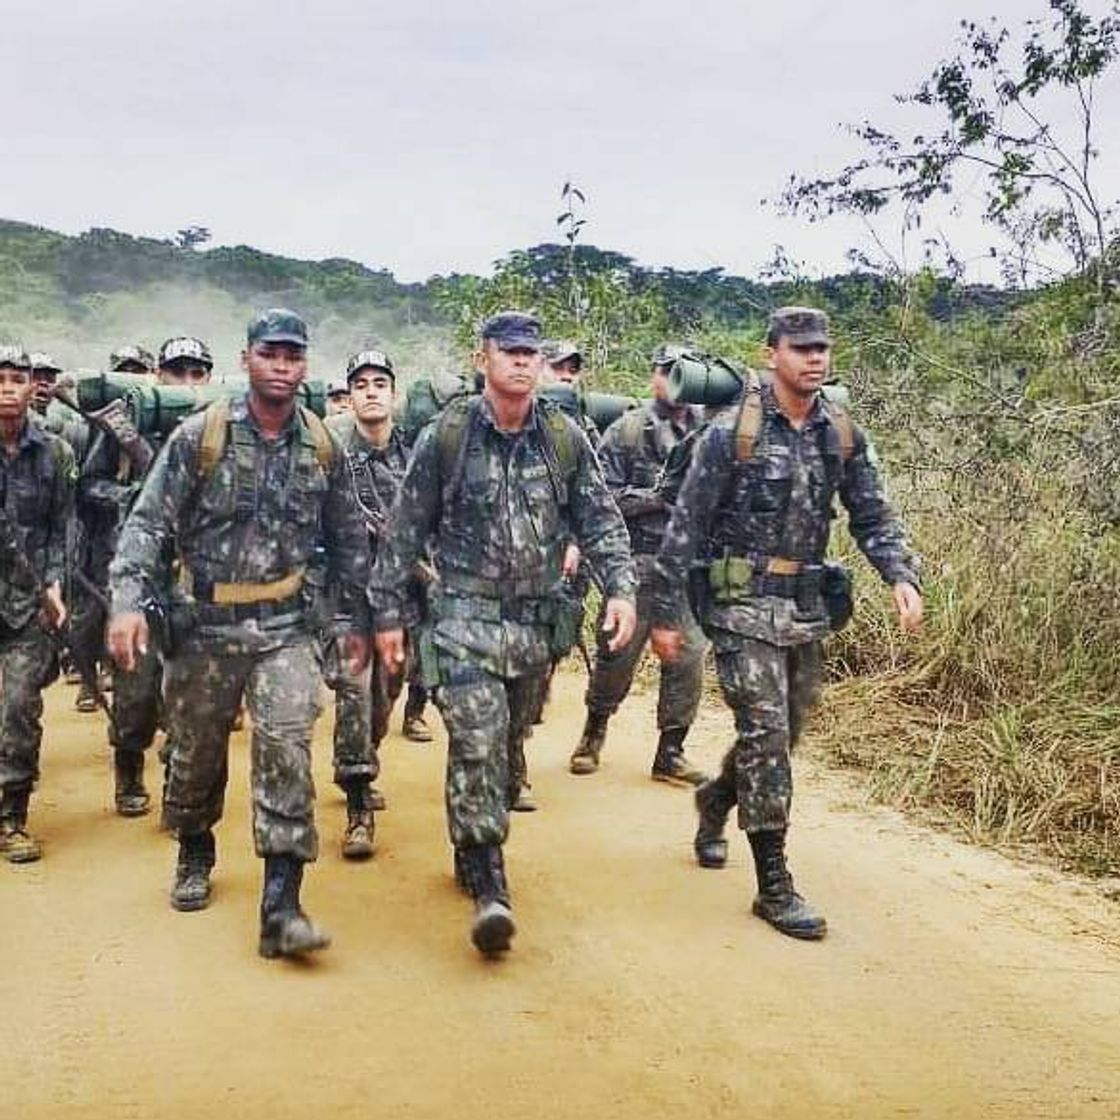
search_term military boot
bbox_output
[114,749,151,818]
[75,681,99,713]
[457,844,515,956]
[402,689,433,743]
[170,830,215,911]
[651,726,707,787]
[748,830,827,940]
[694,776,736,868]
[508,738,537,812]
[569,711,609,775]
[0,785,42,864]
[258,855,331,960]
[340,779,375,861]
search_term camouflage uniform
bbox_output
[574,397,707,776]
[373,396,636,850]
[654,310,920,937]
[0,412,76,860]
[325,412,417,795]
[110,393,370,863]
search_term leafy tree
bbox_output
[175,225,212,250]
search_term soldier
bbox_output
[107,309,371,960]
[29,353,63,421]
[326,379,352,416]
[156,336,213,386]
[542,340,584,386]
[569,344,708,785]
[323,348,419,859]
[372,311,637,957]
[0,346,75,863]
[109,345,155,376]
[650,307,922,940]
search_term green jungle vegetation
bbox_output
[2,0,1117,880]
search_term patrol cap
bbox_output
[326,379,350,398]
[544,340,582,367]
[0,345,32,371]
[650,343,687,368]
[768,306,830,346]
[159,336,213,369]
[110,345,155,372]
[480,311,543,352]
[29,352,62,374]
[247,308,309,347]
[345,349,395,383]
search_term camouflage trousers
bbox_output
[434,651,548,849]
[0,619,59,791]
[585,572,706,731]
[110,645,162,755]
[707,636,823,834]
[162,626,322,862]
[324,632,408,787]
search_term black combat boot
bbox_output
[651,726,707,787]
[114,749,151,818]
[170,830,216,911]
[569,710,609,775]
[748,830,827,940]
[0,784,42,864]
[258,855,331,960]
[340,778,375,861]
[457,844,515,956]
[402,687,433,743]
[694,777,736,868]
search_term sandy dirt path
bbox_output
[2,672,1118,1119]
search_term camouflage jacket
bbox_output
[600,398,702,558]
[0,420,76,629]
[371,394,636,676]
[110,394,370,632]
[653,385,920,646]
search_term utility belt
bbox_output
[707,554,821,603]
[190,567,306,625]
[434,591,557,626]
[439,571,556,600]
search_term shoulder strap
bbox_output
[298,404,336,471]
[734,388,763,462]
[198,397,230,478]
[436,396,475,507]
[615,406,647,453]
[544,407,578,479]
[823,399,855,462]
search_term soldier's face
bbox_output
[767,338,830,397]
[326,393,352,415]
[349,369,394,423]
[0,367,34,421]
[241,342,307,404]
[548,358,582,385]
[650,366,672,401]
[159,360,212,386]
[477,341,541,400]
[31,370,57,412]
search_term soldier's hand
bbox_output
[562,542,581,577]
[601,597,637,653]
[107,611,149,673]
[375,628,406,675]
[342,632,371,676]
[40,581,67,631]
[650,626,684,663]
[892,582,923,633]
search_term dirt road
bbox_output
[2,673,1118,1119]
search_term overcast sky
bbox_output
[4,0,1119,283]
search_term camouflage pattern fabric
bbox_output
[162,629,322,860]
[705,637,822,833]
[585,562,704,731]
[0,620,60,789]
[109,644,162,755]
[434,650,548,848]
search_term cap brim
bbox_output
[252,333,308,346]
[786,331,830,346]
[496,335,542,352]
[347,365,395,382]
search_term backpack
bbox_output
[196,396,335,478]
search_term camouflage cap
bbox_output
[768,306,830,346]
[346,348,395,382]
[158,336,213,369]
[480,311,543,352]
[650,343,688,368]
[247,308,309,347]
[326,378,350,397]
[110,345,155,372]
[29,351,62,374]
[544,339,583,367]
[0,344,32,371]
